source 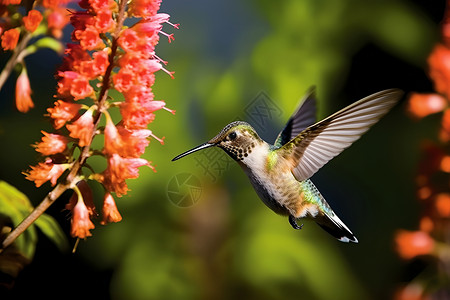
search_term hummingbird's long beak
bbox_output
[172,143,215,161]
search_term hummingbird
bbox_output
[172,88,403,243]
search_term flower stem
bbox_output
[0,32,31,92]
[1,182,67,251]
[1,0,129,251]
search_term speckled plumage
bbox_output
[173,88,404,243]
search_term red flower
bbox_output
[66,108,94,147]
[100,192,122,224]
[47,100,81,129]
[71,74,94,100]
[102,154,151,196]
[95,9,115,33]
[15,68,34,113]
[70,197,95,239]
[407,93,447,119]
[24,160,68,187]
[23,10,43,33]
[1,28,20,51]
[34,131,67,155]
[92,50,109,75]
[428,44,450,100]
[113,68,134,92]
[65,180,96,216]
[129,0,161,19]
[395,230,435,260]
[57,71,79,97]
[47,8,70,39]
[74,26,104,50]
[117,28,139,52]
[104,114,153,157]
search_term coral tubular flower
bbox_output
[101,192,122,224]
[34,131,67,155]
[129,0,161,19]
[23,10,43,33]
[104,114,151,157]
[1,28,20,51]
[15,68,34,113]
[428,44,450,100]
[70,75,94,100]
[395,230,435,260]
[70,197,95,239]
[47,100,82,129]
[25,160,69,187]
[75,25,105,51]
[20,0,177,242]
[66,108,95,147]
[102,154,151,197]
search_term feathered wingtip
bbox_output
[316,213,359,243]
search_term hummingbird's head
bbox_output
[172,121,263,162]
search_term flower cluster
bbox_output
[394,6,450,300]
[0,0,71,112]
[24,0,177,239]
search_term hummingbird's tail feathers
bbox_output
[316,212,358,243]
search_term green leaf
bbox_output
[25,37,64,57]
[33,37,64,54]
[0,180,67,259]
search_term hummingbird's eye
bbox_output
[228,131,237,140]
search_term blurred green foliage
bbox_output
[0,0,443,299]
[0,181,67,279]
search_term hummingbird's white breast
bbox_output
[239,142,301,216]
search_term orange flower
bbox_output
[419,217,434,233]
[395,230,435,260]
[47,8,70,39]
[66,180,96,216]
[440,155,450,172]
[71,74,94,100]
[34,131,67,155]
[70,197,95,239]
[129,0,162,19]
[100,192,122,224]
[407,93,447,119]
[102,154,151,196]
[66,108,94,147]
[23,10,43,33]
[74,25,104,51]
[435,193,450,217]
[24,160,68,187]
[15,68,34,113]
[429,44,450,99]
[1,28,20,51]
[47,100,82,129]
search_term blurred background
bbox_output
[0,0,447,299]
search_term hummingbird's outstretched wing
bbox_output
[281,89,403,182]
[273,87,317,148]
